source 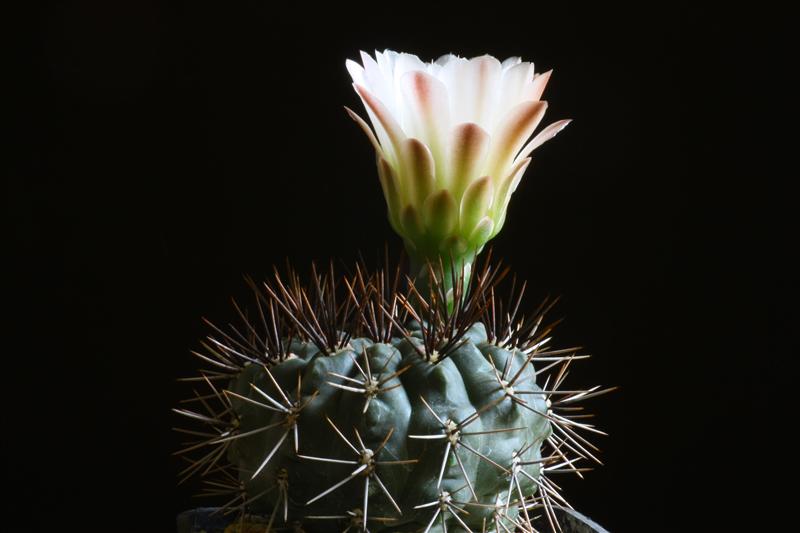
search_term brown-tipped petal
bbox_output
[491,158,531,237]
[467,216,495,248]
[524,69,552,101]
[345,106,383,155]
[403,138,436,207]
[423,189,458,240]
[400,204,425,243]
[447,122,490,197]
[516,119,571,162]
[400,70,450,165]
[377,156,402,233]
[485,101,547,183]
[354,84,406,159]
[459,176,494,238]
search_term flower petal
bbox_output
[353,84,406,163]
[435,53,460,66]
[346,59,365,85]
[402,138,436,208]
[485,101,547,183]
[344,106,382,155]
[438,235,468,256]
[447,122,490,196]
[423,189,458,240]
[515,119,571,162]
[394,53,427,81]
[451,55,502,128]
[524,69,552,101]
[375,50,398,84]
[360,51,393,113]
[400,70,450,169]
[467,217,495,248]
[400,205,425,243]
[498,61,535,117]
[459,176,494,238]
[377,156,402,233]
[491,157,531,237]
[501,56,522,70]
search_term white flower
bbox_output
[346,50,570,264]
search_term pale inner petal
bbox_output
[400,71,451,178]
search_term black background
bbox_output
[7,2,791,532]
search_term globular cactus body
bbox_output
[175,259,608,532]
[228,322,550,531]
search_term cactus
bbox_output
[175,257,612,532]
[175,51,613,532]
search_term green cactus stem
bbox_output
[174,258,613,532]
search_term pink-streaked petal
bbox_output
[515,119,571,162]
[353,84,406,161]
[403,138,436,208]
[524,69,552,101]
[344,106,383,155]
[400,71,450,167]
[459,176,494,238]
[447,122,490,196]
[485,101,547,183]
